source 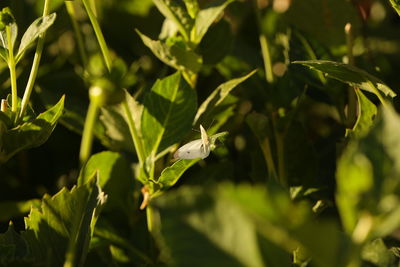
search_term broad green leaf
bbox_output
[347,89,377,138]
[157,159,200,189]
[152,0,193,41]
[137,30,202,73]
[191,0,234,44]
[16,13,57,62]
[141,72,197,158]
[224,183,352,267]
[153,185,267,267]
[293,60,396,100]
[194,70,256,124]
[21,176,106,267]
[78,151,135,212]
[337,105,400,239]
[0,96,64,163]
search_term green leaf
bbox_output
[0,222,29,265]
[157,159,200,189]
[21,176,107,266]
[389,0,400,16]
[191,0,234,44]
[293,60,396,100]
[152,0,193,41]
[152,185,267,267]
[137,30,202,73]
[198,19,233,65]
[78,151,134,212]
[336,105,400,239]
[194,70,256,124]
[362,238,398,267]
[141,72,197,158]
[0,96,65,163]
[0,22,17,51]
[16,13,56,62]
[100,90,142,153]
[347,89,378,138]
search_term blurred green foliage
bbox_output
[1,0,400,266]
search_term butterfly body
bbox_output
[174,125,210,159]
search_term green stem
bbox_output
[18,0,50,122]
[6,26,17,114]
[294,31,327,84]
[345,23,357,128]
[82,0,112,71]
[254,1,274,84]
[259,34,274,84]
[272,115,286,186]
[65,1,88,68]
[122,99,146,166]
[261,137,278,181]
[146,205,154,233]
[79,101,100,165]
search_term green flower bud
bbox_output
[0,8,15,26]
[89,78,124,107]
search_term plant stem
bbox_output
[261,137,278,180]
[18,0,50,122]
[82,0,112,71]
[122,99,146,166]
[345,23,357,128]
[65,1,88,68]
[254,1,274,84]
[79,102,100,165]
[146,205,154,233]
[6,26,17,114]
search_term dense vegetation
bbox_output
[1,0,400,266]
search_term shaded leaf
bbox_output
[21,176,106,266]
[152,0,193,41]
[195,70,256,124]
[78,151,134,212]
[347,89,377,138]
[0,96,64,163]
[191,0,234,44]
[293,60,396,99]
[16,13,57,62]
[0,223,29,265]
[362,238,398,267]
[100,91,142,153]
[0,199,41,222]
[0,22,18,51]
[336,105,400,239]
[137,30,202,73]
[141,72,197,157]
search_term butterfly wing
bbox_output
[174,139,209,159]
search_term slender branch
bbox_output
[6,25,17,113]
[82,0,112,71]
[65,1,88,68]
[122,99,146,166]
[79,102,100,165]
[18,0,50,121]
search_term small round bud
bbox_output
[89,78,124,107]
[0,8,15,26]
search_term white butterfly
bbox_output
[174,125,210,159]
